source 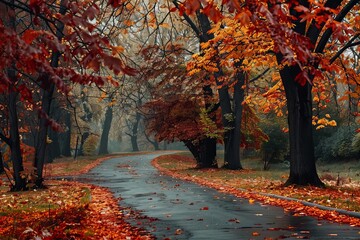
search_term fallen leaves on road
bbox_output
[152,154,360,227]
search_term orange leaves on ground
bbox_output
[0,180,154,239]
[153,155,360,227]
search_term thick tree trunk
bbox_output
[279,65,324,187]
[184,140,200,163]
[198,85,218,168]
[46,99,62,162]
[47,128,61,163]
[98,106,113,155]
[216,70,245,170]
[197,138,217,168]
[61,109,72,157]
[8,89,26,190]
[34,1,66,187]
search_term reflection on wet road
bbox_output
[74,153,360,239]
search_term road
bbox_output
[73,153,360,239]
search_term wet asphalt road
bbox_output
[73,153,360,239]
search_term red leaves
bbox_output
[202,3,222,23]
[183,0,201,15]
[108,0,124,8]
[22,30,42,44]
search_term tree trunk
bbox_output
[0,150,4,174]
[46,99,62,162]
[47,128,61,163]
[4,2,26,190]
[279,64,324,187]
[98,106,113,155]
[184,140,200,163]
[144,133,160,150]
[61,109,72,157]
[199,85,218,168]
[8,87,26,190]
[216,70,245,170]
[130,112,141,152]
[197,138,217,168]
[34,1,66,187]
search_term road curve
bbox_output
[73,153,360,240]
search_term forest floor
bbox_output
[1,152,359,239]
[0,153,154,239]
[152,153,360,227]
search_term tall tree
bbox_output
[0,0,136,189]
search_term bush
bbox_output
[315,125,360,162]
[260,116,289,170]
[83,134,99,156]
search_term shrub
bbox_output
[315,125,360,162]
[260,116,289,170]
[82,134,99,156]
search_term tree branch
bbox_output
[330,33,360,64]
[315,0,360,54]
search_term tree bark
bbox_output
[197,138,217,168]
[130,111,141,152]
[60,109,72,157]
[184,140,200,163]
[279,64,324,187]
[0,150,4,174]
[216,69,245,170]
[5,1,26,190]
[8,84,26,190]
[98,106,113,155]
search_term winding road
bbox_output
[73,153,360,239]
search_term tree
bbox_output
[177,0,359,186]
[172,1,245,169]
[0,0,136,189]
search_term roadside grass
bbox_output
[154,153,360,214]
[43,151,150,177]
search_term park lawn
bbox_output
[0,153,153,239]
[152,154,360,227]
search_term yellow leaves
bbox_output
[159,22,170,28]
[316,125,325,130]
[314,116,337,130]
[328,120,337,127]
[111,45,124,56]
[98,91,107,101]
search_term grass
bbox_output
[154,152,360,213]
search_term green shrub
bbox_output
[315,125,360,162]
[260,116,289,169]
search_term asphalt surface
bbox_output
[73,153,360,239]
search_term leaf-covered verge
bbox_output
[152,154,360,227]
[0,180,153,239]
[43,152,150,177]
[0,153,154,239]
